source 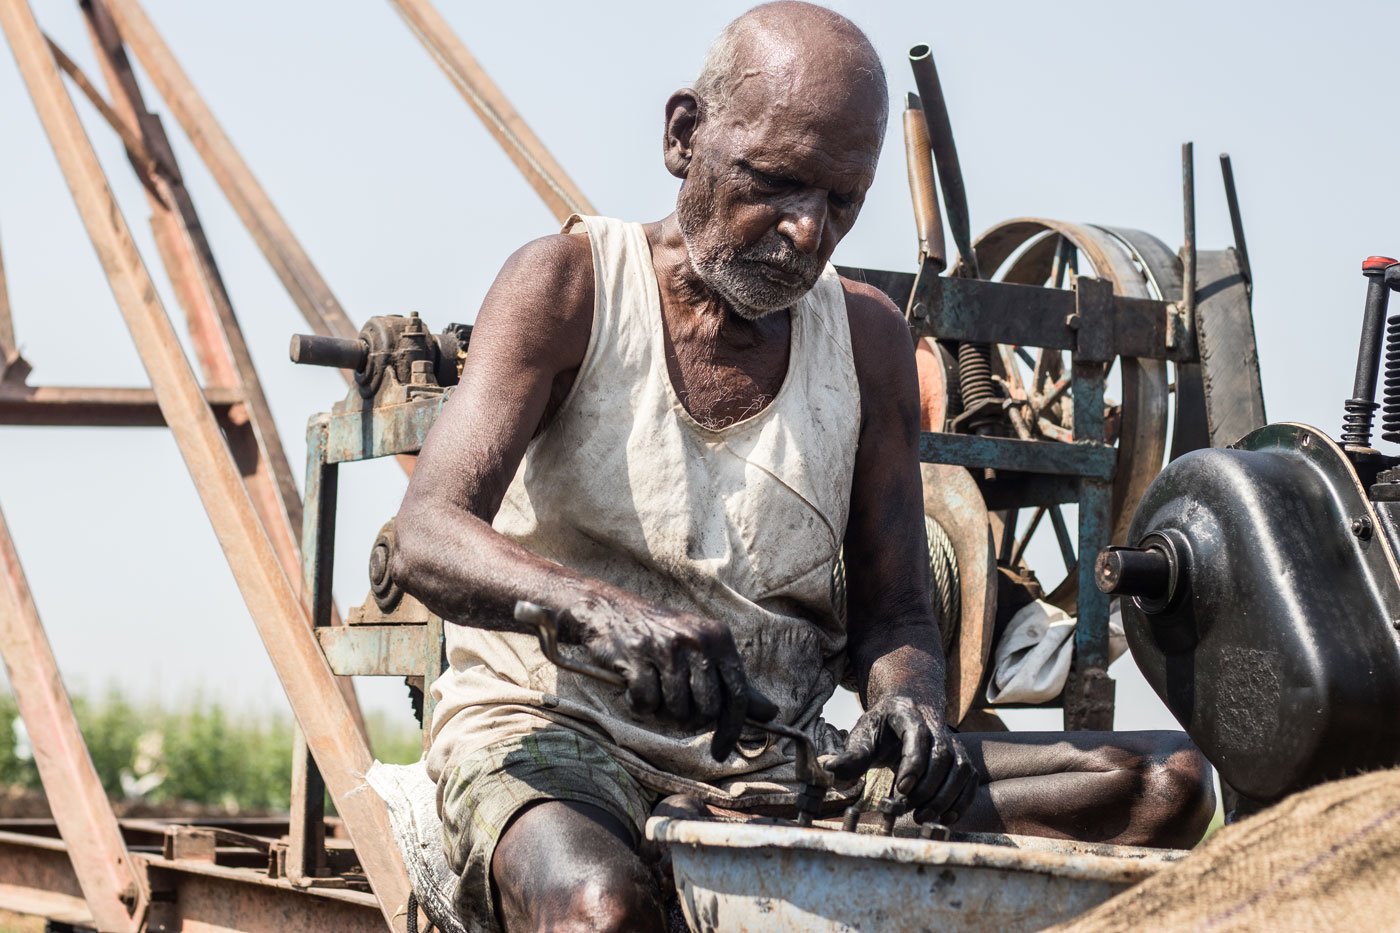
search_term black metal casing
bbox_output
[1122,423,1400,803]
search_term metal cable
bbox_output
[831,517,960,652]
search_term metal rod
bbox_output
[100,0,358,342]
[1181,142,1196,323]
[1219,153,1251,295]
[902,91,945,271]
[0,3,412,924]
[387,0,595,222]
[0,383,239,426]
[909,43,977,279]
[0,501,145,931]
[44,32,166,189]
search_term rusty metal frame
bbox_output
[0,0,416,927]
[0,505,146,931]
[388,0,594,222]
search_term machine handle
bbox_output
[909,43,978,279]
[903,93,946,272]
[289,333,368,371]
[513,601,831,792]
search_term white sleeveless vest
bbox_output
[427,215,862,808]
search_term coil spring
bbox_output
[957,341,996,410]
[1343,398,1379,447]
[1383,316,1400,444]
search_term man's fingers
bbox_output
[709,661,749,762]
[917,744,975,824]
[744,686,779,722]
[825,713,882,779]
[659,655,694,724]
[893,709,934,798]
[624,662,661,716]
[689,660,723,725]
[938,766,980,826]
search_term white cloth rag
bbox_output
[986,599,1127,705]
[366,759,465,933]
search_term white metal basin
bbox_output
[648,817,1181,932]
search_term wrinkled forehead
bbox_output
[712,63,886,181]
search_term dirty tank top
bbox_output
[426,215,862,809]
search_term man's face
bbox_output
[675,73,884,319]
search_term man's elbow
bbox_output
[388,497,437,597]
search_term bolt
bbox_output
[410,359,433,385]
[920,822,951,841]
[1352,516,1374,539]
[841,806,861,833]
[910,301,927,323]
[1064,313,1081,330]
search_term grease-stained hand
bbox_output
[824,695,979,824]
[559,597,778,762]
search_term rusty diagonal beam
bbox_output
[80,0,369,738]
[99,0,357,342]
[387,0,595,222]
[0,504,145,931]
[0,2,412,928]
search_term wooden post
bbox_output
[0,503,145,932]
[388,0,595,221]
[0,2,412,926]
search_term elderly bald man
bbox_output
[393,3,1215,929]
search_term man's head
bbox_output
[666,2,888,319]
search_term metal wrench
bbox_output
[514,600,834,825]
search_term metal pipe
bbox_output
[290,333,369,371]
[1219,153,1251,295]
[1181,142,1196,324]
[909,44,977,278]
[902,92,945,271]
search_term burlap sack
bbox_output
[1056,768,1400,931]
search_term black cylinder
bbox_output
[1343,260,1396,446]
[289,334,368,371]
[1095,546,1172,599]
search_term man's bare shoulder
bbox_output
[487,232,595,331]
[839,276,917,384]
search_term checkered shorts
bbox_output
[439,728,658,932]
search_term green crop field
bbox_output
[0,691,421,812]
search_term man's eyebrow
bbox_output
[737,159,799,185]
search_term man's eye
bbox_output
[830,192,857,210]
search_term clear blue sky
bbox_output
[1,1,1391,738]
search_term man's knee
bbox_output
[492,800,663,932]
[526,857,660,933]
[1116,731,1216,848]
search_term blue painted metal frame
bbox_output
[916,277,1130,729]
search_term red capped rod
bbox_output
[1364,256,1400,274]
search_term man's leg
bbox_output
[953,730,1216,848]
[492,800,664,932]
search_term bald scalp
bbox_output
[695,2,887,131]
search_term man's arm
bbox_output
[824,279,979,824]
[390,234,764,759]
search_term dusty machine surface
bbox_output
[1101,258,1400,808]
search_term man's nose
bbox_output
[777,196,826,255]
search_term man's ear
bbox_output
[663,89,701,179]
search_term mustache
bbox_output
[735,236,821,284]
